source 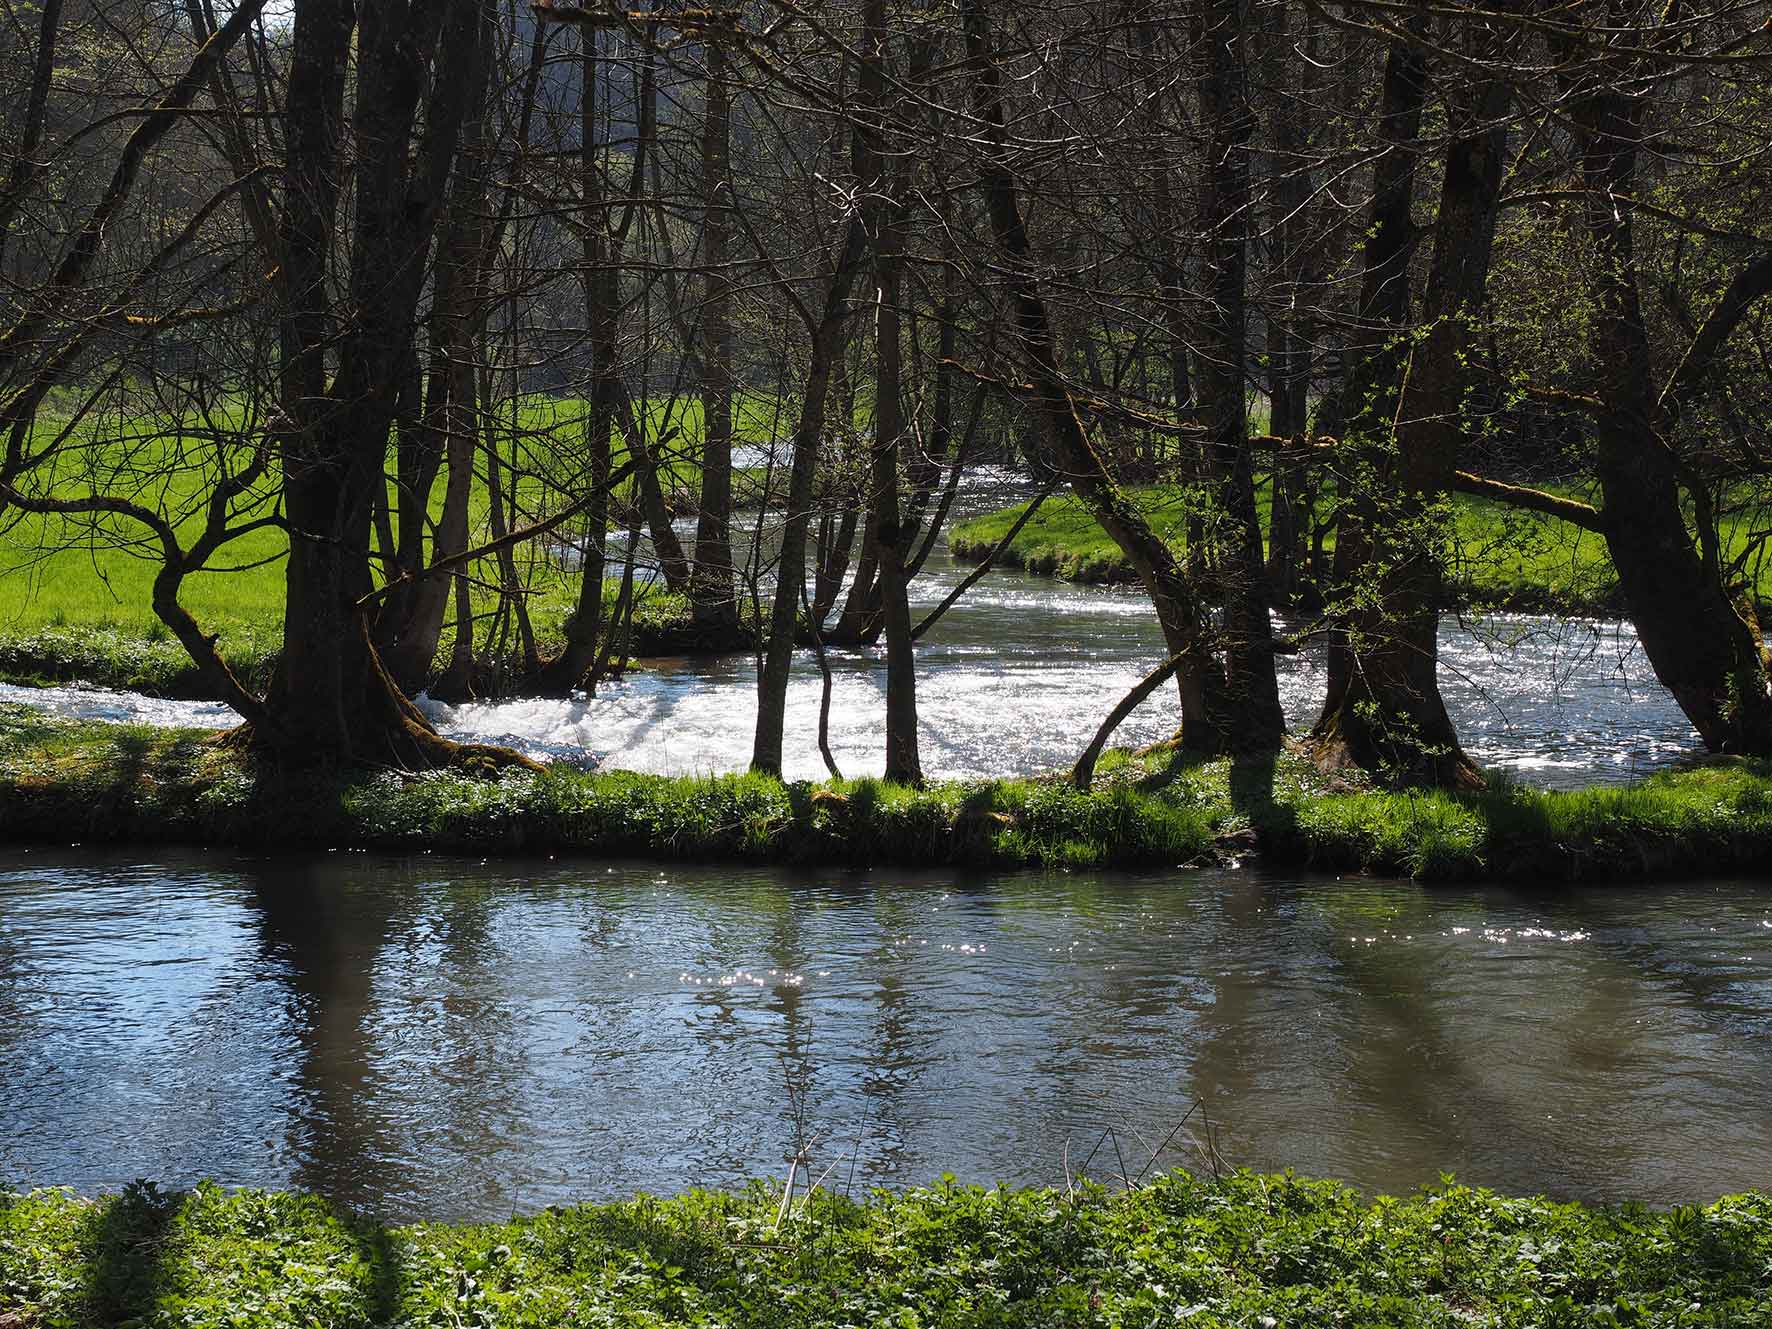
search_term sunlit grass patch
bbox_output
[0,392,791,683]
[951,481,1771,614]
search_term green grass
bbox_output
[0,707,1222,871]
[1104,739,1772,883]
[0,392,789,680]
[950,483,1771,614]
[951,487,1188,584]
[0,623,285,696]
[0,483,288,643]
[0,583,700,696]
[4,1174,1768,1328]
[5,706,1772,882]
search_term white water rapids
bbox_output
[0,549,1702,787]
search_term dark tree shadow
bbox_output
[1226,750,1298,853]
[1126,743,1298,857]
[346,1218,406,1328]
[1129,742,1198,795]
[74,1181,183,1326]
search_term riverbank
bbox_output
[4,706,1769,881]
[950,486,1772,616]
[0,588,736,698]
[4,1174,1767,1328]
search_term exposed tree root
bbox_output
[211,717,542,776]
[211,642,542,775]
[1307,712,1486,792]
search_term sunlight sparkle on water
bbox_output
[7,851,1772,1215]
[0,595,1708,787]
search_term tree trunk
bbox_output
[1314,32,1423,679]
[1260,3,1320,602]
[862,0,921,784]
[534,29,619,695]
[831,499,884,644]
[1195,0,1283,755]
[750,223,871,775]
[379,349,429,640]
[0,0,64,277]
[812,501,861,626]
[429,569,477,704]
[1263,316,1309,600]
[962,0,1228,754]
[1314,30,1511,787]
[379,26,495,691]
[900,275,960,553]
[691,40,739,633]
[1316,45,1508,786]
[1576,90,1772,753]
[254,0,523,769]
[483,404,540,675]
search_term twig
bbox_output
[1109,1129,1132,1190]
[1133,1100,1203,1185]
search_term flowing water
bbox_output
[418,570,1697,787]
[0,548,1703,786]
[2,476,1757,1221]
[3,846,1769,1219]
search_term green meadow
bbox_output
[0,393,795,684]
[950,482,1772,614]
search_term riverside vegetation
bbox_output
[3,1174,1769,1328]
[0,471,1675,694]
[950,485,1772,616]
[0,394,794,694]
[6,705,1770,883]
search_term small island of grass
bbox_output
[6,706,1770,883]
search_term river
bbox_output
[3,505,1756,1219]
[3,846,1768,1219]
[0,545,1704,786]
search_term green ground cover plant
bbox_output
[4,706,1769,882]
[3,1173,1767,1328]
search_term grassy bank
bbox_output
[4,1174,1768,1328]
[0,518,728,696]
[0,391,794,691]
[0,585,718,697]
[5,706,1772,882]
[949,485,1772,615]
[0,707,1219,871]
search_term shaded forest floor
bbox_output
[3,1173,1768,1328]
[4,706,1770,884]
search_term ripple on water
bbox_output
[3,850,1770,1219]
